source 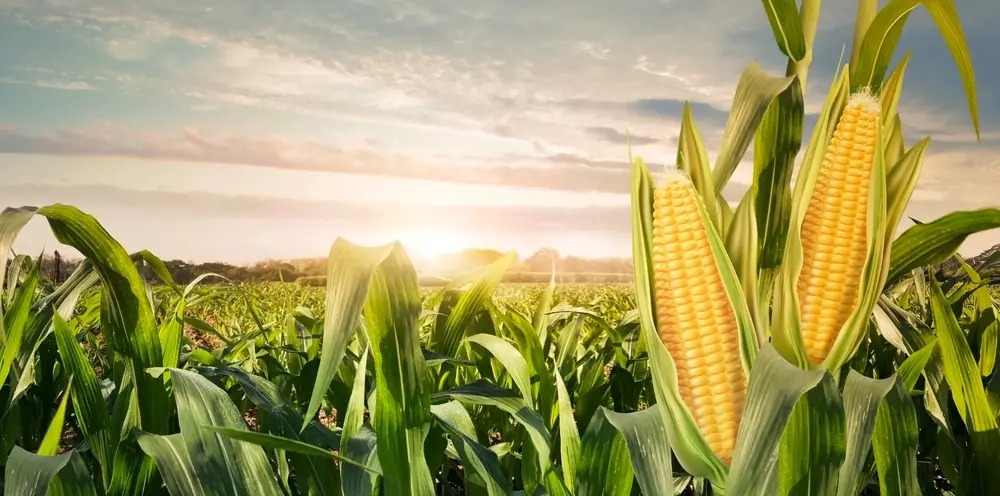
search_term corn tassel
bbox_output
[652,172,745,464]
[797,89,881,365]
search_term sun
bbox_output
[398,228,465,260]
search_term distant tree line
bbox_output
[26,247,634,286]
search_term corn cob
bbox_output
[652,172,745,465]
[796,89,881,366]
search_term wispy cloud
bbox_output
[0,124,645,194]
[0,76,95,91]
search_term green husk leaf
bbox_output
[602,406,675,496]
[677,103,719,229]
[778,374,845,496]
[727,345,827,494]
[712,62,795,194]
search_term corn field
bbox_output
[4,0,1000,494]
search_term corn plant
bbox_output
[627,0,1000,494]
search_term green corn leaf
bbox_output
[760,0,807,60]
[0,259,39,395]
[871,378,921,495]
[882,138,931,268]
[752,75,803,274]
[206,426,376,474]
[555,315,585,374]
[433,380,552,477]
[3,254,28,307]
[576,407,634,496]
[712,61,795,195]
[954,260,1000,376]
[432,252,515,359]
[727,189,764,343]
[39,204,170,437]
[885,115,906,166]
[431,400,511,496]
[555,369,581,494]
[728,345,827,494]
[930,277,1000,493]
[898,340,938,392]
[107,439,159,495]
[835,372,895,496]
[493,304,557,429]
[159,298,186,371]
[135,432,205,496]
[981,314,999,377]
[365,243,437,496]
[422,349,474,368]
[601,405,675,496]
[302,238,393,432]
[533,259,557,342]
[165,367,284,495]
[3,446,96,496]
[465,333,534,407]
[343,344,371,454]
[887,208,1000,286]
[0,207,37,294]
[342,425,381,496]
[135,249,182,296]
[37,378,73,457]
[878,53,911,137]
[778,374,845,496]
[195,365,343,495]
[48,450,99,496]
[852,0,979,139]
[193,363,344,490]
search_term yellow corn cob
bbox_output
[797,90,881,366]
[652,172,745,465]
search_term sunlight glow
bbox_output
[396,227,468,259]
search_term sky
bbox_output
[1,0,998,264]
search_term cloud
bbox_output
[0,76,95,91]
[0,125,642,194]
[586,126,661,146]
